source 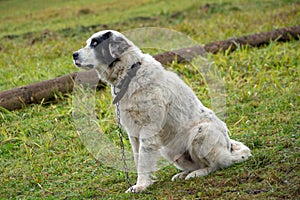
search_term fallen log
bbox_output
[0,25,299,111]
[0,73,77,111]
[203,25,300,54]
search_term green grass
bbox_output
[0,0,299,199]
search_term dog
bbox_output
[72,30,251,193]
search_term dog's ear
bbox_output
[108,34,131,58]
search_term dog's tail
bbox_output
[229,139,252,163]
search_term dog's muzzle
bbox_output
[72,52,81,67]
[72,51,94,69]
[73,52,79,60]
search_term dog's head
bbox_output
[73,30,140,84]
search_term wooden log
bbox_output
[0,73,77,111]
[203,25,300,54]
[0,25,299,111]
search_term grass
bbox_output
[0,0,299,199]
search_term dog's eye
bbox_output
[91,39,99,48]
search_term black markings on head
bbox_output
[90,31,112,48]
[92,31,130,67]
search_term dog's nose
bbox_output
[73,52,79,60]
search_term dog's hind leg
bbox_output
[171,150,205,181]
[184,122,232,176]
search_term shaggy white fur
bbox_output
[73,30,251,193]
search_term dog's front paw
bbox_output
[126,185,148,193]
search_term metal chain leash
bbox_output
[115,101,131,188]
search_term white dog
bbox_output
[73,30,251,193]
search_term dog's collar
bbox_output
[113,62,141,104]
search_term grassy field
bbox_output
[0,0,299,199]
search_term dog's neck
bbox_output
[112,61,141,104]
[105,48,142,86]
